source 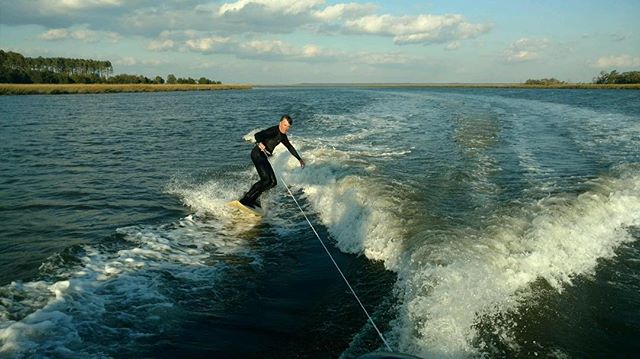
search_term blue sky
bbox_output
[1,0,638,84]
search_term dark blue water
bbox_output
[1,88,639,358]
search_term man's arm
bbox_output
[282,136,305,168]
[254,126,277,144]
[254,126,278,154]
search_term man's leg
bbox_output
[244,161,276,207]
[254,163,276,207]
[241,149,273,207]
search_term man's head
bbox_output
[279,115,292,134]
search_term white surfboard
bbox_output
[227,200,265,217]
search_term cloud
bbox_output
[217,0,323,16]
[213,1,491,45]
[114,56,138,66]
[592,54,640,68]
[147,31,233,53]
[503,38,549,62]
[146,30,414,66]
[55,0,123,10]
[185,36,231,53]
[237,39,333,61]
[237,38,413,65]
[146,30,198,50]
[302,44,321,58]
[350,51,411,65]
[212,0,322,34]
[112,56,167,67]
[313,3,377,21]
[3,0,492,47]
[73,28,120,43]
[118,7,215,36]
[343,14,492,45]
[0,0,134,29]
[146,31,332,61]
[0,1,207,34]
[147,39,177,51]
[241,39,291,54]
[39,28,70,40]
[38,27,120,43]
[445,41,460,50]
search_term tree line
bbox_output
[592,70,640,84]
[524,78,565,85]
[0,50,221,85]
[526,70,640,85]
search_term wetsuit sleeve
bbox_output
[254,126,277,144]
[281,135,302,161]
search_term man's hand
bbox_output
[258,142,271,155]
[299,159,305,168]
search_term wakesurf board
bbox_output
[227,200,265,217]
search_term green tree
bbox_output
[595,70,640,84]
[524,78,565,85]
[176,77,196,84]
[0,50,232,85]
[617,71,640,84]
[594,70,622,84]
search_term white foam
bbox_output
[390,169,640,357]
[247,101,640,357]
[270,142,408,271]
[242,128,261,143]
[166,176,240,217]
[0,214,254,357]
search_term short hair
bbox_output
[280,114,292,125]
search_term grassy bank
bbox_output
[281,83,640,90]
[0,83,252,95]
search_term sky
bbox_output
[0,0,638,84]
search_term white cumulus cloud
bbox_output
[445,41,460,50]
[58,0,122,9]
[313,3,377,21]
[503,38,549,62]
[213,1,490,46]
[39,28,70,40]
[302,44,321,58]
[240,39,297,57]
[218,0,323,16]
[147,39,177,51]
[112,56,167,66]
[38,27,120,43]
[351,51,411,65]
[5,1,493,48]
[236,39,340,62]
[343,13,492,45]
[592,54,640,68]
[185,36,231,53]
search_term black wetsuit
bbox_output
[240,125,301,207]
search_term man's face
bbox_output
[279,119,291,134]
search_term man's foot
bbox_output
[239,198,253,207]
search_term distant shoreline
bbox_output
[2,83,638,95]
[259,83,640,90]
[0,83,253,95]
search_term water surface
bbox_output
[1,88,639,358]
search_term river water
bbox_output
[1,88,639,358]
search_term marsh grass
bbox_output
[0,83,252,95]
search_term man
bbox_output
[240,115,305,209]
